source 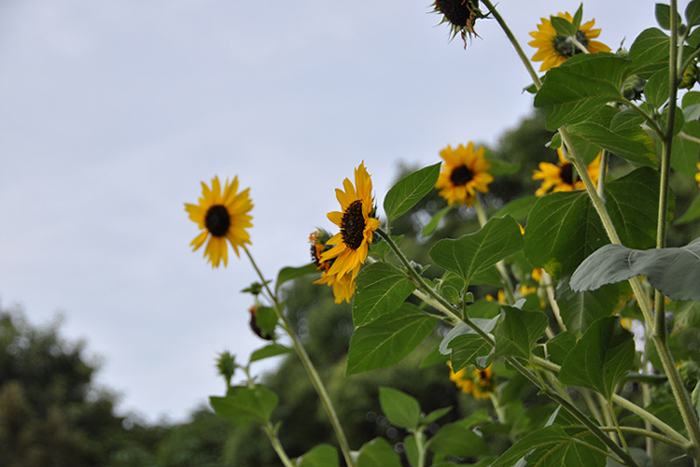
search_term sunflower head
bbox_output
[432,0,484,46]
[435,142,494,206]
[314,269,356,304]
[532,149,601,197]
[448,361,494,400]
[320,162,381,280]
[528,8,611,72]
[185,175,253,268]
[310,228,334,272]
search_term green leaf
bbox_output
[296,444,339,467]
[403,435,418,467]
[557,283,628,334]
[672,121,700,176]
[249,343,293,363]
[493,196,537,221]
[210,385,278,428]
[491,425,605,467]
[448,333,493,371]
[534,54,629,130]
[525,167,662,279]
[655,4,680,31]
[275,263,318,293]
[676,192,700,224]
[495,306,548,360]
[606,447,652,467]
[486,158,521,176]
[546,331,577,366]
[423,406,452,424]
[379,387,421,429]
[429,215,524,285]
[440,317,500,357]
[629,28,670,78]
[550,15,578,37]
[559,317,635,400]
[566,120,656,166]
[357,437,402,467]
[353,262,416,327]
[572,4,583,31]
[384,163,440,222]
[645,67,670,108]
[254,306,278,338]
[422,205,453,237]
[687,0,700,27]
[428,422,489,458]
[346,303,436,375]
[570,238,700,301]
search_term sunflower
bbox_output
[435,142,494,206]
[528,12,611,72]
[432,0,483,45]
[320,162,381,280]
[310,229,356,304]
[695,163,700,188]
[532,149,601,197]
[185,175,253,268]
[448,361,494,400]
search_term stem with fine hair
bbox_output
[243,247,355,467]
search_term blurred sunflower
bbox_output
[185,176,253,268]
[435,142,494,206]
[532,149,601,197]
[529,12,610,72]
[695,163,700,188]
[321,162,381,279]
[448,361,494,400]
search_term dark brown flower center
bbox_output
[205,205,231,237]
[341,200,366,250]
[435,0,478,27]
[552,30,590,58]
[450,164,474,186]
[560,163,575,185]
[478,370,488,381]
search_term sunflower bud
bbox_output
[248,305,276,341]
[216,351,237,387]
[678,360,700,391]
[680,61,698,90]
[621,75,645,101]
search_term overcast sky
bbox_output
[0,0,665,423]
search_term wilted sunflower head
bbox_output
[432,0,484,46]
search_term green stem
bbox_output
[243,247,355,467]
[264,422,296,467]
[415,430,427,467]
[596,150,608,199]
[596,426,688,452]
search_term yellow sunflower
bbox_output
[310,229,357,304]
[448,361,494,400]
[529,12,611,72]
[532,149,601,197]
[435,142,494,206]
[695,162,700,188]
[321,162,381,279]
[185,175,253,268]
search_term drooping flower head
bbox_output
[185,175,253,268]
[435,142,494,206]
[532,149,601,197]
[320,162,381,280]
[529,11,611,72]
[432,0,484,46]
[448,361,494,400]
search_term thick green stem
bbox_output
[265,422,296,467]
[243,247,355,467]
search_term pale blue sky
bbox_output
[0,0,661,422]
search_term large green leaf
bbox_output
[534,54,629,130]
[566,120,656,166]
[297,444,339,467]
[353,262,416,326]
[494,306,549,360]
[557,283,628,335]
[491,425,605,467]
[546,331,577,366]
[687,0,700,27]
[493,196,537,221]
[379,387,421,430]
[448,333,493,371]
[525,167,662,279]
[384,163,441,222]
[429,215,523,285]
[209,385,278,428]
[628,28,670,78]
[672,120,700,177]
[428,422,489,458]
[644,66,671,108]
[570,238,700,301]
[346,303,436,375]
[559,317,635,400]
[357,437,402,467]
